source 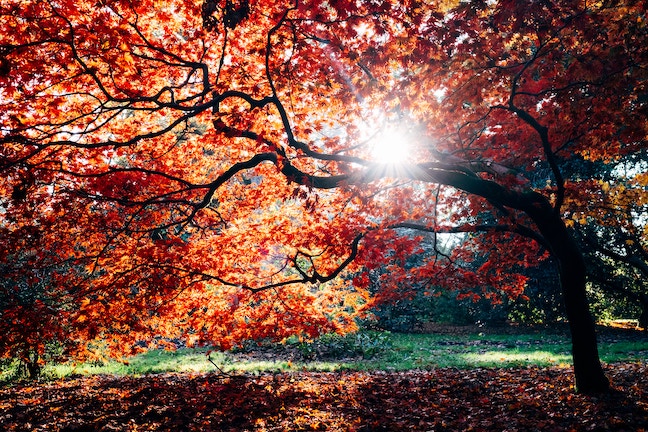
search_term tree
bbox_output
[1,0,646,392]
[565,152,648,326]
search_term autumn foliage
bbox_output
[0,0,646,392]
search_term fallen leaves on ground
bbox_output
[1,363,647,431]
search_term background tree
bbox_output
[1,0,646,392]
[565,151,648,327]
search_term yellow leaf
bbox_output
[123,52,135,66]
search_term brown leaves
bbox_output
[1,364,647,431]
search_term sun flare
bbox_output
[369,126,412,164]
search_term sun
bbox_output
[369,125,413,164]
[355,108,419,165]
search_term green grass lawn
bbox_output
[4,328,647,381]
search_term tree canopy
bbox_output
[1,0,646,392]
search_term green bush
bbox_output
[293,331,392,360]
[229,331,392,361]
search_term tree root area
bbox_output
[2,364,647,431]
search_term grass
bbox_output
[3,328,647,381]
[349,332,574,370]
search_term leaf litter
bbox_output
[1,363,647,431]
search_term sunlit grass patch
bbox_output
[37,348,218,379]
[3,327,646,382]
[459,351,572,368]
[34,349,355,380]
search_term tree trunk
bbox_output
[405,166,611,392]
[19,350,41,380]
[527,203,610,393]
[26,359,41,380]
[557,241,610,393]
[639,294,648,331]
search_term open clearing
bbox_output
[16,324,648,379]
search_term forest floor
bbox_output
[1,325,647,431]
